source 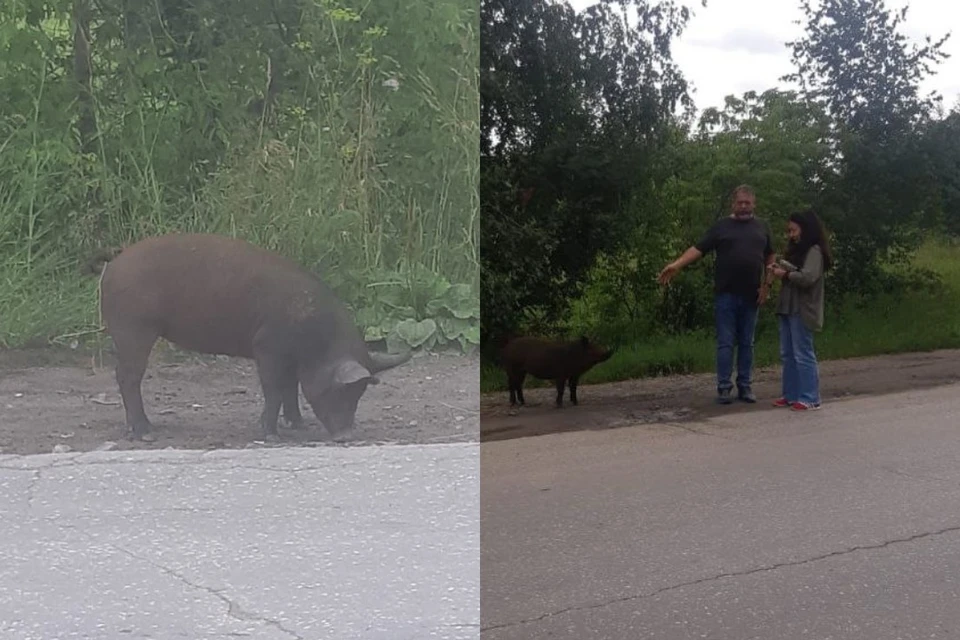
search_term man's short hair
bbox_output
[732,184,755,199]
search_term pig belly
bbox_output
[160,312,257,359]
[527,363,566,381]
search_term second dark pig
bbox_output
[500,335,614,408]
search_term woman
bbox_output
[768,209,833,411]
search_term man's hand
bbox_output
[657,262,681,285]
[659,247,703,285]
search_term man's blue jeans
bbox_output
[715,293,759,395]
[777,313,821,405]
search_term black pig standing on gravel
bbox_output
[500,336,614,408]
[87,233,411,442]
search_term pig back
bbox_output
[100,233,328,358]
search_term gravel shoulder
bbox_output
[0,346,479,455]
[480,349,960,441]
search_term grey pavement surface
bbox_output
[481,382,960,639]
[0,443,479,640]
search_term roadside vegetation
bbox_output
[0,0,479,356]
[481,237,960,392]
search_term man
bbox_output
[657,184,775,404]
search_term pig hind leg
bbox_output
[280,367,304,430]
[554,378,567,407]
[110,324,159,439]
[253,349,296,440]
[507,369,527,406]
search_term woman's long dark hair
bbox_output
[785,209,833,271]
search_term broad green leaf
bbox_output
[395,318,437,348]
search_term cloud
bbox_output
[940,85,960,109]
[688,28,790,56]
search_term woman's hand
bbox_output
[768,264,787,279]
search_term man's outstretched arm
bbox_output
[658,246,704,285]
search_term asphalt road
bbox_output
[481,382,960,640]
[0,443,479,640]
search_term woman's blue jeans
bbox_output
[778,313,821,405]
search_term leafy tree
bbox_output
[918,107,960,236]
[480,0,703,343]
[782,0,951,291]
[693,89,832,223]
[570,89,834,341]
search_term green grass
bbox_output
[0,0,479,353]
[479,237,960,394]
[0,252,101,349]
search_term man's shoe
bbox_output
[738,388,757,403]
[716,389,734,405]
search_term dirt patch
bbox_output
[480,349,960,441]
[0,347,479,455]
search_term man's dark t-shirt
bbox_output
[694,216,774,300]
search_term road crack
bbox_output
[104,542,304,640]
[482,523,960,632]
[25,469,42,511]
[659,422,730,438]
[875,464,952,483]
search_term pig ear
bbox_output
[334,360,373,386]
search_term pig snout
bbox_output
[320,411,356,435]
[305,397,360,437]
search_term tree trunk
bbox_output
[73,0,106,248]
[73,0,96,156]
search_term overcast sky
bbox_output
[566,0,960,116]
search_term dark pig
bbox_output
[89,233,411,441]
[500,336,613,408]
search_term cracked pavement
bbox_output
[0,443,479,639]
[481,382,960,639]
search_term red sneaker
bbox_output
[790,401,822,411]
[772,398,791,408]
